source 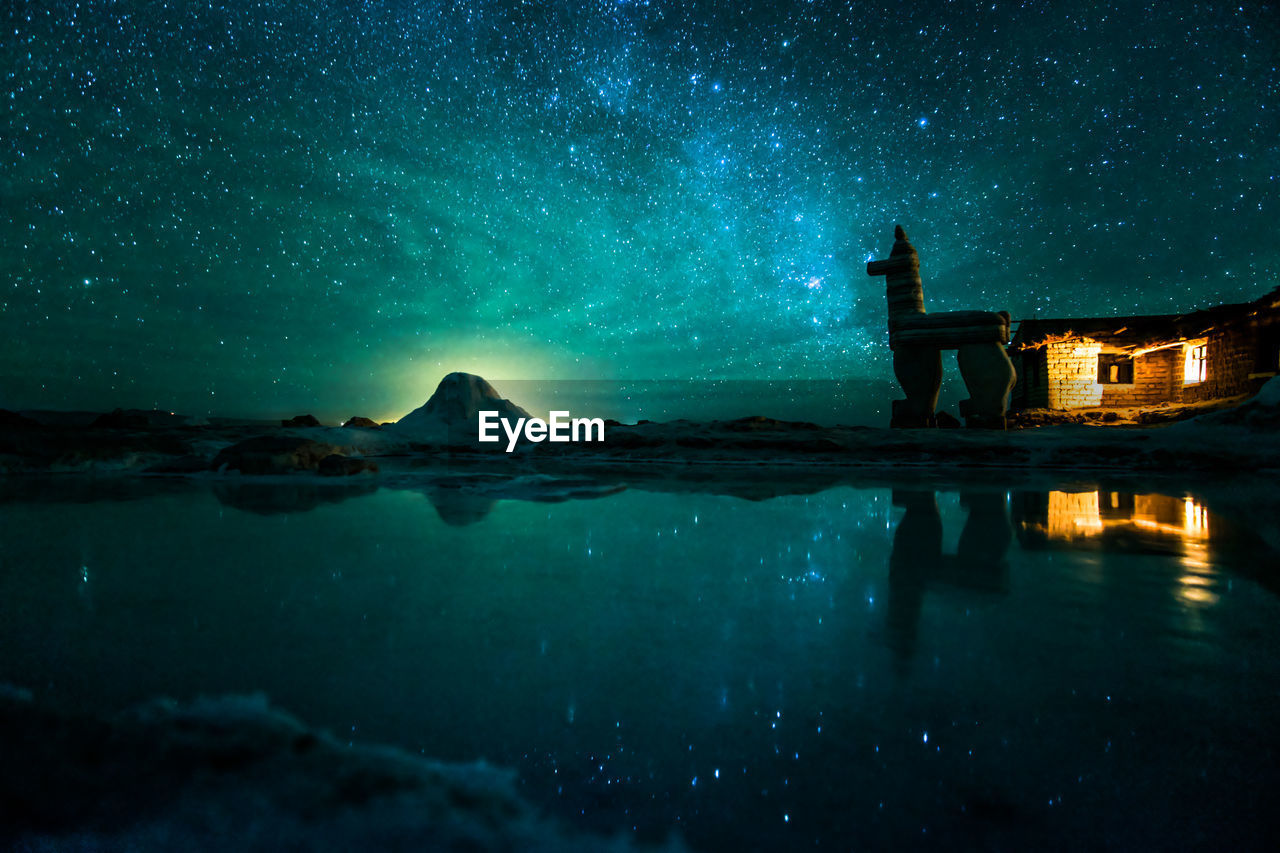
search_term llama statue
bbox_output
[865,226,1016,428]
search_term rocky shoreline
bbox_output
[1,409,1277,478]
[3,372,1276,477]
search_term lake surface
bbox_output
[2,474,1278,850]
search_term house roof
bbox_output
[1010,285,1280,349]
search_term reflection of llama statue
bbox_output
[866,226,1017,428]
[886,489,1011,671]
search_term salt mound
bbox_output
[1253,376,1280,406]
[1184,377,1280,429]
[0,686,680,852]
[391,372,531,444]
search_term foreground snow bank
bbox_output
[1179,376,1280,429]
[0,686,681,853]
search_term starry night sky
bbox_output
[3,0,1278,420]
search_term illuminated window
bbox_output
[1184,343,1207,384]
[1097,354,1134,384]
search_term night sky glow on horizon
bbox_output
[3,0,1278,419]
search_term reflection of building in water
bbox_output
[1015,490,1217,605]
[1036,490,1209,543]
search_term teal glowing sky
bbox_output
[3,0,1278,419]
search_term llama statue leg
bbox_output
[956,342,1016,429]
[892,345,942,428]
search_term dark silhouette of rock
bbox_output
[342,416,379,428]
[14,410,100,427]
[91,408,146,429]
[91,408,200,429]
[281,414,322,428]
[723,416,822,432]
[212,436,338,475]
[317,454,379,477]
[0,425,194,471]
[391,372,530,445]
[0,409,41,429]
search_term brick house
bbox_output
[1008,286,1280,412]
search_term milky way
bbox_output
[3,1,1278,418]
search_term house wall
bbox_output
[1010,290,1280,414]
[1100,348,1179,407]
[1182,326,1260,403]
[1037,339,1180,410]
[1044,339,1103,409]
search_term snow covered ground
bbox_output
[0,685,681,852]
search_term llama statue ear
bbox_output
[894,224,907,242]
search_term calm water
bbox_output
[2,474,1278,850]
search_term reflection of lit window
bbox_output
[1183,497,1209,539]
[1097,354,1134,384]
[1184,343,1207,384]
[1045,492,1211,543]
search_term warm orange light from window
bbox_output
[1183,340,1207,384]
